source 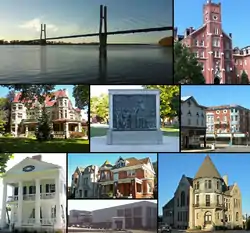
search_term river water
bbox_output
[0,45,173,84]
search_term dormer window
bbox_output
[187,110,192,116]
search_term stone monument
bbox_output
[106,89,163,145]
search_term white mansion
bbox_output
[11,89,85,138]
[0,155,67,232]
[163,155,242,230]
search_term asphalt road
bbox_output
[171,230,247,233]
[68,228,156,233]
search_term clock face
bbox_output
[213,14,218,20]
[23,165,35,172]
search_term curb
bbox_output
[181,149,215,152]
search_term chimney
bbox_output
[223,175,228,186]
[185,28,190,37]
[229,33,232,38]
[32,155,42,161]
[63,88,69,97]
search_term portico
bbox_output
[0,156,66,232]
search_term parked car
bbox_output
[159,224,171,233]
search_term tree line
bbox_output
[90,85,180,125]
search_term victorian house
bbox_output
[162,155,243,230]
[71,156,156,199]
[11,89,86,138]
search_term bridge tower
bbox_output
[99,5,107,58]
[40,24,46,45]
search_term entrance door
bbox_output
[204,211,212,225]
[214,77,220,84]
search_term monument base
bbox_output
[107,129,163,145]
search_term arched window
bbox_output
[236,212,239,221]
[204,211,212,224]
[181,191,185,207]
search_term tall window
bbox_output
[206,195,210,206]
[217,195,220,205]
[208,180,212,189]
[181,191,185,207]
[196,195,199,205]
[236,212,239,221]
[197,181,200,189]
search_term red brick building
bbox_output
[206,104,250,143]
[175,0,250,84]
[98,157,155,199]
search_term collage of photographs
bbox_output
[0,0,250,233]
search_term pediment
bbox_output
[4,157,60,176]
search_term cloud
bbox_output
[19,18,58,32]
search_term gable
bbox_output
[174,175,191,195]
[4,157,60,176]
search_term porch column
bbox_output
[25,125,28,137]
[15,124,18,137]
[55,175,61,225]
[78,122,82,132]
[17,181,23,226]
[65,122,69,138]
[1,181,7,227]
[35,179,40,225]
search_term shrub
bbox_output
[70,132,84,138]
[246,219,250,230]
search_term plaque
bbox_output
[112,94,157,131]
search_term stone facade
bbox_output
[181,96,207,149]
[163,155,243,230]
[11,89,84,138]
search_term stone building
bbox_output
[11,89,85,138]
[162,155,243,230]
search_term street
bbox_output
[170,230,247,233]
[68,228,156,233]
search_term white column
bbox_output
[35,179,40,225]
[78,122,82,132]
[65,122,69,138]
[109,93,113,129]
[1,181,7,227]
[15,124,18,137]
[17,181,23,226]
[25,125,28,137]
[55,175,61,225]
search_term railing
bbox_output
[193,203,227,209]
[41,218,56,225]
[7,195,18,202]
[40,192,55,199]
[23,194,35,201]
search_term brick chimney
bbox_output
[32,155,42,161]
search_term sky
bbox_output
[90,85,143,97]
[175,0,250,48]
[0,85,88,120]
[68,200,157,212]
[67,153,157,185]
[0,0,172,43]
[181,85,250,109]
[158,153,250,216]
[0,153,66,212]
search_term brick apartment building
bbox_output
[175,0,250,84]
[206,104,250,144]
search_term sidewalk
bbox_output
[181,148,215,152]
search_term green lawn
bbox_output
[0,137,89,153]
[90,126,179,137]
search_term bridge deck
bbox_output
[27,26,172,42]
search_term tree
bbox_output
[246,218,250,230]
[241,70,249,84]
[35,107,52,141]
[0,153,14,174]
[90,94,109,121]
[1,85,56,104]
[143,85,180,123]
[174,42,205,84]
[73,85,89,109]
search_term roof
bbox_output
[224,185,234,195]
[163,197,174,209]
[194,155,222,179]
[12,89,79,113]
[186,177,193,187]
[181,96,207,108]
[206,104,249,111]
